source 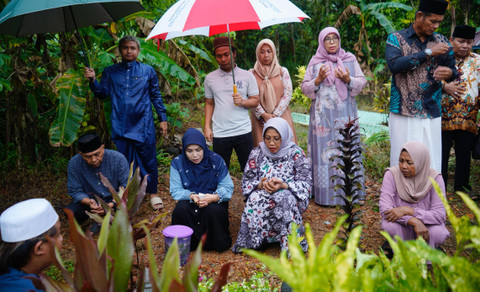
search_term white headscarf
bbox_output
[259,117,296,160]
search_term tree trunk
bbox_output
[10,49,37,165]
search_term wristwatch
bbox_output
[425,48,432,57]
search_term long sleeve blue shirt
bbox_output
[169,161,233,202]
[67,149,129,203]
[0,268,43,292]
[385,26,458,118]
[89,61,167,143]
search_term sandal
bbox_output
[150,196,164,210]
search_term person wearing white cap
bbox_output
[0,198,63,291]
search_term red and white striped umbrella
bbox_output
[146,0,309,40]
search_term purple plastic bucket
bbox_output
[162,225,194,266]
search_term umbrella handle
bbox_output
[233,85,239,106]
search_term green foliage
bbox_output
[430,179,480,256]
[364,130,389,145]
[290,66,310,110]
[373,82,391,114]
[363,135,390,182]
[0,53,12,92]
[165,102,190,132]
[246,181,480,291]
[0,143,18,170]
[198,271,278,291]
[362,2,413,34]
[330,118,365,247]
[244,218,368,291]
[156,149,173,169]
[45,261,75,282]
[106,206,134,290]
[139,39,196,86]
[48,69,87,147]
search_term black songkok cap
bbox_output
[213,36,235,53]
[78,133,102,153]
[418,0,448,15]
[453,25,476,39]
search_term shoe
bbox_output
[150,196,164,210]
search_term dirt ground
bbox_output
[0,168,471,289]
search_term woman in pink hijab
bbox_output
[249,39,297,147]
[301,27,366,206]
[380,141,449,250]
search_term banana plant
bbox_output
[335,1,413,78]
[48,69,87,147]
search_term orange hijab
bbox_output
[253,39,282,113]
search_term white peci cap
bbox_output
[0,198,59,243]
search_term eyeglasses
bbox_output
[324,36,339,43]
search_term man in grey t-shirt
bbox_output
[204,37,259,171]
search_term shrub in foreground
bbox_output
[244,180,480,291]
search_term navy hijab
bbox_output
[172,128,227,194]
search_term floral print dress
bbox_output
[232,145,311,253]
[302,60,366,206]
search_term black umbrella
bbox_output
[0,0,144,66]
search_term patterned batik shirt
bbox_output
[386,26,457,118]
[441,52,480,134]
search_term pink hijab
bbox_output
[306,27,356,101]
[387,141,441,203]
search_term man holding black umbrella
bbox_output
[84,35,167,210]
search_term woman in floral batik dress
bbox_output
[232,118,311,253]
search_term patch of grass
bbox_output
[293,123,309,153]
[198,271,279,291]
[356,94,375,111]
[156,148,173,174]
[363,139,390,183]
[229,151,243,177]
[290,103,309,115]
[45,260,75,282]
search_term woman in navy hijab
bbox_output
[170,128,233,251]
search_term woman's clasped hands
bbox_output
[190,193,219,208]
[258,177,288,193]
[385,206,429,241]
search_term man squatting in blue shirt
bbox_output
[65,133,129,223]
[84,36,168,210]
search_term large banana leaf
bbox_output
[366,2,413,34]
[177,39,215,63]
[48,69,86,147]
[364,2,413,12]
[139,39,196,86]
[371,11,396,34]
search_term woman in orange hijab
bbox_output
[249,39,297,146]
